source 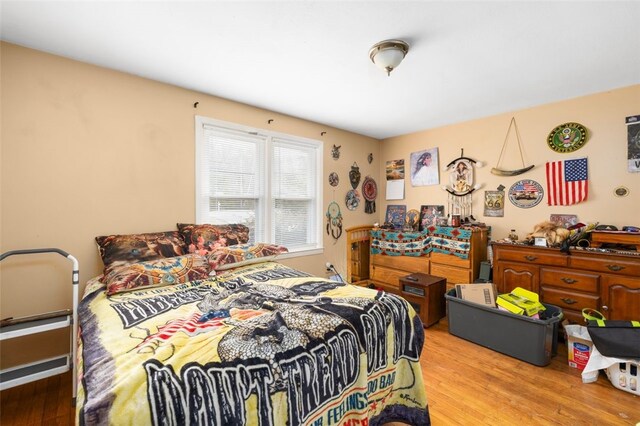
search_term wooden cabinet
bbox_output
[494,261,539,293]
[398,273,446,327]
[346,225,372,285]
[493,243,640,322]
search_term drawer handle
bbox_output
[524,255,538,261]
[561,298,577,305]
[607,264,625,272]
[561,278,578,284]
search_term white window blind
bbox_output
[195,117,322,254]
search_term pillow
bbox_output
[206,243,288,271]
[95,231,187,274]
[177,223,250,255]
[103,254,210,295]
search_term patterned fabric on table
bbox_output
[103,254,210,295]
[207,243,289,271]
[177,223,250,255]
[370,229,431,256]
[429,226,473,259]
[95,231,187,275]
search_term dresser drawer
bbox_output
[540,268,599,293]
[430,252,471,269]
[494,247,568,267]
[430,263,472,285]
[570,255,640,277]
[370,265,404,290]
[541,287,600,311]
[370,254,429,273]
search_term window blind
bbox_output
[196,117,322,253]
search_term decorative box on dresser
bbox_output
[492,242,640,323]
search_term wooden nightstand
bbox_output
[399,273,446,327]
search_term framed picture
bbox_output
[410,148,439,186]
[550,214,578,228]
[419,205,444,231]
[385,205,407,229]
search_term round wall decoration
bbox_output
[508,179,544,208]
[547,122,588,153]
[614,186,629,197]
[345,189,360,211]
[328,172,339,187]
[362,176,377,214]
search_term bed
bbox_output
[76,227,430,425]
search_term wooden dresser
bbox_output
[492,243,640,323]
[369,227,488,292]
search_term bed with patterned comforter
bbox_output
[76,261,430,425]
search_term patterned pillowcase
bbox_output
[96,231,187,275]
[103,254,210,295]
[207,243,288,271]
[177,223,250,255]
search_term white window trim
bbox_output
[195,116,323,258]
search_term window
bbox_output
[195,116,323,255]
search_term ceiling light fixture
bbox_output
[369,39,409,76]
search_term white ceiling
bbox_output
[2,1,639,139]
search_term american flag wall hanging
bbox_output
[545,157,588,206]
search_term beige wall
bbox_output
[2,41,638,368]
[379,85,640,240]
[0,42,379,367]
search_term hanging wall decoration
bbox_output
[484,190,505,217]
[362,176,377,214]
[349,162,361,189]
[328,172,339,187]
[441,149,484,223]
[508,179,544,208]
[547,122,588,153]
[345,189,360,211]
[626,115,640,172]
[368,153,374,164]
[326,201,343,240]
[331,144,341,160]
[492,117,535,176]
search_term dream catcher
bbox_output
[326,201,343,240]
[442,149,484,224]
[362,176,377,214]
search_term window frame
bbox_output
[195,115,324,258]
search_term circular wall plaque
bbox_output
[345,189,360,211]
[614,186,629,197]
[508,179,544,208]
[328,172,339,187]
[547,122,588,153]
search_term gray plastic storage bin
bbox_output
[445,289,563,366]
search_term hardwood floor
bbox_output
[2,319,639,425]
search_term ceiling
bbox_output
[2,1,639,139]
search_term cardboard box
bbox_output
[497,287,545,316]
[455,283,496,307]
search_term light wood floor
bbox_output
[2,319,639,425]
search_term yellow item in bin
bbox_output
[497,287,546,316]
